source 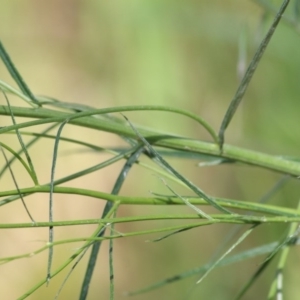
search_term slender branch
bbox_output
[1,106,300,176]
[1,185,300,217]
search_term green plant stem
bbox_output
[17,201,120,300]
[2,214,300,230]
[1,185,299,217]
[79,146,144,300]
[0,146,35,222]
[0,104,218,142]
[267,202,300,299]
[1,106,299,176]
[0,219,288,265]
[0,142,34,182]
[0,124,58,180]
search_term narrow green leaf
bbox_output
[0,125,57,180]
[196,225,256,285]
[0,79,33,105]
[0,142,33,181]
[147,226,198,242]
[1,90,39,185]
[157,176,212,219]
[0,146,35,223]
[234,254,273,300]
[124,115,232,216]
[235,208,300,300]
[18,201,120,300]
[218,0,290,148]
[0,41,40,106]
[47,119,69,284]
[79,146,144,300]
[128,241,280,296]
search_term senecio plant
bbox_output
[1,0,300,299]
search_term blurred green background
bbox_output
[1,0,300,299]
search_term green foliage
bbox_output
[1,0,300,299]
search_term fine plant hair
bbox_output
[1,0,300,299]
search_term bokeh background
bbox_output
[1,0,300,299]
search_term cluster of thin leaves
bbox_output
[0,0,300,299]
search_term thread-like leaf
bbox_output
[124,115,232,216]
[128,241,281,296]
[47,119,69,284]
[1,90,39,185]
[218,0,290,148]
[0,146,35,222]
[0,41,39,106]
[79,146,144,300]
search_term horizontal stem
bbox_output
[1,185,299,217]
[2,214,300,229]
[1,105,299,176]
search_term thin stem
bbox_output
[1,106,300,176]
[47,119,69,284]
[1,185,300,217]
[79,146,144,300]
[0,146,35,222]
